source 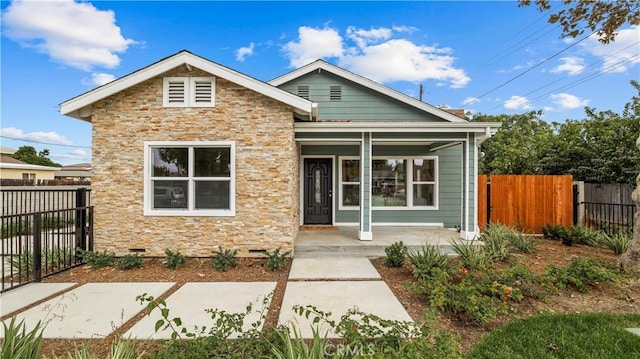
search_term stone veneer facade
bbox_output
[90,65,299,256]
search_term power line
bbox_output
[0,135,91,149]
[462,30,596,106]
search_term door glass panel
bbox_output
[314,169,322,204]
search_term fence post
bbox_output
[33,213,42,282]
[75,188,87,251]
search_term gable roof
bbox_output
[61,50,315,121]
[0,156,60,171]
[269,60,467,123]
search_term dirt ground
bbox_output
[9,239,640,357]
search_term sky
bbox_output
[1,1,639,165]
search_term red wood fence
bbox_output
[478,175,574,234]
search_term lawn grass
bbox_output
[466,312,640,359]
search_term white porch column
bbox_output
[359,132,373,240]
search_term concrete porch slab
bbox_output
[289,258,380,280]
[0,282,174,339]
[126,282,276,339]
[0,283,76,317]
[295,226,461,257]
[278,281,412,338]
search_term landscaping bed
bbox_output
[4,231,640,358]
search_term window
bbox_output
[163,77,215,107]
[339,158,360,208]
[297,85,310,99]
[329,86,342,101]
[372,157,437,209]
[22,173,35,180]
[144,141,234,216]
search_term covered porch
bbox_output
[294,226,463,258]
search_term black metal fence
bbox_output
[582,201,636,236]
[1,188,93,292]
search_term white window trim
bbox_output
[163,77,215,108]
[143,141,235,216]
[338,157,360,210]
[370,156,439,211]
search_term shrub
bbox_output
[5,248,73,275]
[407,244,449,279]
[79,249,115,269]
[542,258,621,293]
[212,246,239,272]
[508,232,538,253]
[384,241,408,267]
[570,225,603,246]
[119,253,143,270]
[600,232,631,255]
[1,317,44,359]
[542,224,572,245]
[264,248,290,272]
[481,225,512,261]
[451,240,488,269]
[164,249,187,269]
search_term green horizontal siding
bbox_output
[279,71,446,122]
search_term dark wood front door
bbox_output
[304,158,332,224]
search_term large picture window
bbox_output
[144,141,235,216]
[372,157,437,208]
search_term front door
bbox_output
[304,158,332,224]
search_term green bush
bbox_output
[407,244,449,279]
[119,253,143,270]
[164,249,187,269]
[481,226,512,261]
[212,246,239,272]
[600,232,631,255]
[79,249,115,269]
[542,224,572,245]
[5,248,74,275]
[1,317,43,359]
[264,248,290,272]
[542,257,621,293]
[570,225,603,246]
[451,240,488,269]
[384,241,407,267]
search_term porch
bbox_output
[294,226,463,258]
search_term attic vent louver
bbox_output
[167,80,186,104]
[193,80,213,104]
[329,86,342,101]
[297,85,310,100]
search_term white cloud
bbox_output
[463,97,480,105]
[581,26,640,73]
[282,25,469,88]
[235,42,255,62]
[283,26,344,67]
[551,57,586,75]
[550,93,590,109]
[51,148,88,160]
[340,39,469,87]
[0,127,73,145]
[504,96,532,110]
[2,0,134,71]
[91,72,115,86]
[392,25,418,33]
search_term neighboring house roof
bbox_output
[0,147,16,155]
[60,163,92,170]
[60,50,315,121]
[0,156,61,171]
[269,59,467,123]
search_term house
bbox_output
[0,155,60,181]
[55,163,92,182]
[60,50,500,257]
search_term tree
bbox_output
[518,0,640,43]
[473,111,554,175]
[11,146,61,167]
[618,133,640,271]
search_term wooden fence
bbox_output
[478,175,574,234]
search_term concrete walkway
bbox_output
[0,258,411,340]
